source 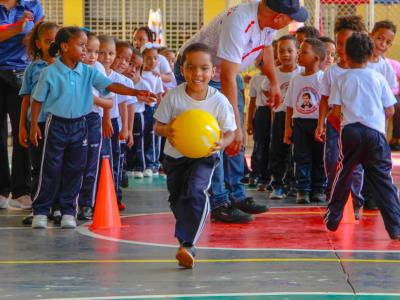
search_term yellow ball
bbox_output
[171,109,221,158]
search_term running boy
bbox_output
[154,43,236,268]
[325,32,400,240]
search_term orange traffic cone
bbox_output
[341,193,356,224]
[90,157,122,229]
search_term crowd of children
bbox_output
[5,13,400,268]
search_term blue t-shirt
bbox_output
[19,59,48,123]
[32,57,113,119]
[0,0,44,70]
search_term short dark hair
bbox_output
[319,36,335,45]
[334,16,366,35]
[131,48,142,58]
[181,43,215,66]
[372,20,397,34]
[303,92,311,99]
[303,38,326,62]
[98,35,116,45]
[278,34,298,48]
[345,32,373,64]
[49,26,83,57]
[116,40,133,51]
[296,26,320,39]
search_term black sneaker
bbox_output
[296,191,310,204]
[233,197,269,214]
[211,204,254,223]
[22,212,33,225]
[311,190,326,203]
[52,210,62,226]
[77,206,93,221]
[324,211,339,232]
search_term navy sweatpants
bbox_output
[144,105,159,171]
[32,115,88,216]
[269,111,291,189]
[324,121,364,207]
[292,118,326,192]
[79,112,102,208]
[326,123,400,237]
[251,106,271,183]
[127,112,145,172]
[163,154,219,245]
[29,122,45,198]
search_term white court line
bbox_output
[40,292,400,300]
[77,211,400,254]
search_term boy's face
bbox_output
[324,42,336,66]
[98,42,116,69]
[83,37,99,66]
[298,42,318,68]
[111,46,133,73]
[295,33,306,46]
[162,51,176,70]
[124,54,142,78]
[181,51,215,93]
[277,39,298,67]
[371,27,395,57]
[336,29,353,64]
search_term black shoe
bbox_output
[211,204,254,223]
[77,206,93,221]
[240,176,250,184]
[120,172,129,188]
[248,177,257,188]
[52,210,62,226]
[324,211,339,232]
[311,190,326,203]
[389,233,400,240]
[232,197,269,214]
[296,191,310,204]
[22,213,33,225]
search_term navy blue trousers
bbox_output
[163,154,218,245]
[324,121,364,207]
[292,118,326,192]
[250,106,271,182]
[269,111,292,189]
[143,105,159,171]
[79,112,102,208]
[326,123,400,237]
[29,122,45,198]
[32,115,88,216]
[127,112,145,172]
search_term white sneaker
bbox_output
[0,195,8,209]
[61,215,76,229]
[126,171,135,177]
[133,171,144,179]
[152,170,159,176]
[9,195,32,210]
[32,215,48,229]
[143,169,153,177]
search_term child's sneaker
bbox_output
[0,195,8,209]
[152,169,159,176]
[118,202,126,211]
[32,215,48,229]
[248,177,257,188]
[133,171,144,179]
[61,215,76,229]
[270,187,285,199]
[9,195,32,210]
[77,206,93,220]
[176,245,196,268]
[51,210,62,226]
[143,169,153,177]
[311,190,326,203]
[22,212,34,225]
[296,191,310,204]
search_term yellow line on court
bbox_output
[0,257,398,265]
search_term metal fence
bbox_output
[40,0,64,25]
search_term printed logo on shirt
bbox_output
[295,87,319,114]
[280,82,290,97]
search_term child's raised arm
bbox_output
[107,83,157,104]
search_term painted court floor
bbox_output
[2,155,400,299]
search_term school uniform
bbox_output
[248,74,271,183]
[19,59,48,198]
[326,68,400,238]
[141,71,164,173]
[31,57,112,216]
[267,66,303,191]
[127,79,150,173]
[154,83,236,245]
[79,62,107,208]
[321,64,364,207]
[284,70,326,194]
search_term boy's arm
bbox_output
[118,102,128,141]
[209,130,235,155]
[30,100,42,146]
[247,97,256,135]
[127,104,135,148]
[102,108,114,139]
[331,105,342,120]
[107,83,157,103]
[94,95,113,109]
[19,95,30,148]
[155,120,176,146]
[284,107,293,145]
[315,95,329,142]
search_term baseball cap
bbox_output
[266,0,308,23]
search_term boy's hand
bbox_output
[30,124,42,147]
[127,131,134,148]
[119,128,129,141]
[314,124,326,143]
[137,90,158,104]
[247,122,254,135]
[19,126,29,148]
[16,11,33,33]
[165,118,176,146]
[284,127,292,145]
[209,141,223,156]
[102,117,114,139]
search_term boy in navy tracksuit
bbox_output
[325,32,400,239]
[154,43,236,268]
